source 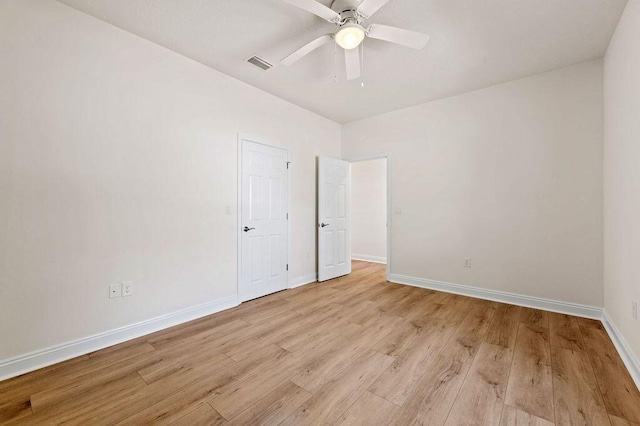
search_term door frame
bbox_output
[236,134,291,303]
[343,153,391,282]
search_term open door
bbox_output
[318,157,351,282]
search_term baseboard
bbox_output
[388,273,602,319]
[290,273,317,288]
[602,309,640,391]
[352,254,387,264]
[0,295,238,382]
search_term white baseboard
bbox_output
[602,309,640,391]
[0,295,238,382]
[388,273,602,319]
[352,254,387,264]
[290,273,317,289]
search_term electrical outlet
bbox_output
[109,284,121,298]
[633,301,638,320]
[464,257,471,268]
[122,282,133,297]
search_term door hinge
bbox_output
[286,264,289,271]
[286,161,291,169]
[286,213,289,220]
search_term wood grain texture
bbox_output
[46,373,150,423]
[576,317,606,331]
[551,347,610,425]
[505,324,554,422]
[485,304,522,349]
[610,415,640,426]
[391,354,468,425]
[500,405,554,426]
[288,314,402,393]
[209,349,301,420]
[169,404,226,426]
[548,312,585,351]
[520,308,549,328]
[444,343,513,426]
[280,350,394,425]
[581,326,640,423]
[334,391,398,425]
[1,261,638,425]
[369,317,456,406]
[225,381,311,425]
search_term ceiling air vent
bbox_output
[246,55,273,71]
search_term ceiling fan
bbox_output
[279,0,430,81]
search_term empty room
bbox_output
[1,0,640,424]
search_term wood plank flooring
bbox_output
[1,261,639,425]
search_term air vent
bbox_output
[246,55,273,71]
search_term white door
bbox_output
[240,139,289,302]
[318,157,351,282]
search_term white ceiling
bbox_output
[58,0,626,123]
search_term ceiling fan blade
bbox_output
[356,0,392,18]
[344,45,361,80]
[366,24,430,50]
[281,34,334,66]
[281,0,340,22]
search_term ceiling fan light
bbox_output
[335,25,365,50]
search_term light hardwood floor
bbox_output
[1,261,639,425]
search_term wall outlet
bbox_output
[633,301,638,320]
[122,282,133,297]
[464,257,471,268]
[109,284,121,298]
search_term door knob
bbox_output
[319,223,329,228]
[243,226,255,232]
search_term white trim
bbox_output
[345,153,391,282]
[0,295,238,382]
[352,254,387,264]
[602,309,640,391]
[289,273,318,289]
[237,135,243,304]
[287,150,292,300]
[388,273,602,319]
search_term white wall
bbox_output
[604,0,640,362]
[0,0,341,361]
[343,60,604,307]
[351,159,387,263]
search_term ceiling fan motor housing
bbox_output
[330,0,364,24]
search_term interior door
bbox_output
[318,157,351,282]
[240,139,288,302]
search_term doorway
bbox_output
[238,137,289,302]
[350,156,389,278]
[317,154,390,282]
